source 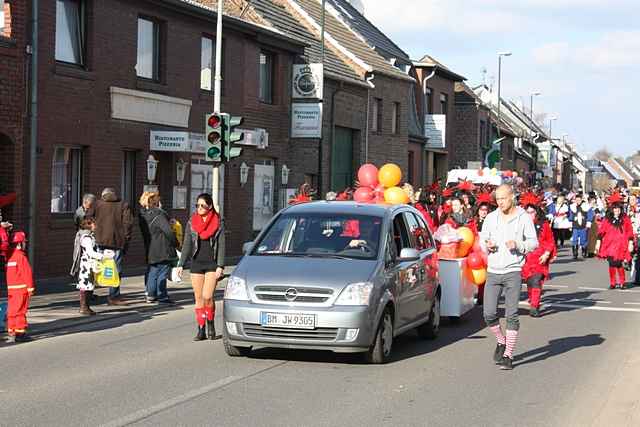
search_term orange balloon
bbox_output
[378,164,402,188]
[458,226,475,247]
[457,241,472,257]
[383,186,409,205]
[468,268,487,286]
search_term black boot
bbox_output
[207,319,218,340]
[193,326,207,341]
[581,247,588,258]
[572,246,578,260]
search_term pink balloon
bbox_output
[357,164,379,188]
[467,252,485,269]
[354,187,374,203]
[374,184,386,195]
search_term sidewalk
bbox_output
[1,267,233,340]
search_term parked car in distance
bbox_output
[223,201,441,364]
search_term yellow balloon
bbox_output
[384,186,409,205]
[378,163,402,188]
[458,226,475,247]
[467,268,487,286]
[490,168,498,176]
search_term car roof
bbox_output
[282,201,410,216]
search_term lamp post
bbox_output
[548,116,557,141]
[529,91,541,121]
[496,51,512,137]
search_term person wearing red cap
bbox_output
[520,192,556,317]
[596,192,635,289]
[5,231,35,342]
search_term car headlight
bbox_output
[335,282,373,306]
[224,276,249,301]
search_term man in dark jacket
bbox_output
[139,193,178,303]
[87,188,133,305]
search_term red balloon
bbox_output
[472,239,482,254]
[467,251,484,269]
[354,187,374,203]
[374,184,386,196]
[357,164,379,188]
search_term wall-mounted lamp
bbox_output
[176,159,187,185]
[146,154,159,184]
[281,164,290,186]
[240,162,249,186]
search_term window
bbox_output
[392,102,400,134]
[392,214,411,254]
[51,147,83,213]
[259,51,273,103]
[55,0,85,65]
[136,17,160,80]
[440,93,448,115]
[425,87,433,114]
[371,98,382,132]
[121,151,136,208]
[480,120,487,147]
[201,36,215,91]
[1,1,11,38]
[406,212,434,250]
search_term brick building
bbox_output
[412,55,466,184]
[0,0,27,226]
[451,82,491,170]
[17,0,308,279]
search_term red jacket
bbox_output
[5,249,35,294]
[522,221,556,280]
[598,216,634,262]
[0,227,9,259]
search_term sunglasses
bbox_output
[196,203,211,210]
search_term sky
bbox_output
[360,0,640,158]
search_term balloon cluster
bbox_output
[460,233,488,286]
[354,163,409,205]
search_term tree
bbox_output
[593,148,612,161]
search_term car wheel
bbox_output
[418,293,440,340]
[365,309,393,364]
[222,322,252,357]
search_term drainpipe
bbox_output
[28,0,39,261]
[364,72,375,162]
[422,68,436,183]
[328,85,342,192]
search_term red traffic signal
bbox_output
[207,114,221,128]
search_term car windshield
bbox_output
[252,213,383,260]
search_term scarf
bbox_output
[191,212,219,240]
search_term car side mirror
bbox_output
[242,241,254,254]
[398,248,420,262]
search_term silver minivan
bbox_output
[223,201,441,363]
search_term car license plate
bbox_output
[260,312,316,329]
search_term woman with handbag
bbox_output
[140,192,178,304]
[176,193,224,341]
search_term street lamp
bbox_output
[496,51,512,137]
[529,91,541,121]
[548,116,557,141]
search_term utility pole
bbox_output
[496,52,512,137]
[213,0,225,264]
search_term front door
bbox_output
[253,163,275,231]
[331,126,354,191]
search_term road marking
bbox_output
[519,301,640,313]
[617,289,640,293]
[99,362,288,427]
[578,287,605,291]
[545,285,569,288]
[544,298,612,304]
[623,302,640,305]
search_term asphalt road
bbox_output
[2,247,640,427]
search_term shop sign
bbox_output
[291,103,322,138]
[150,131,191,152]
[292,64,323,99]
[425,114,446,148]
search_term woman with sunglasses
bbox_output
[176,193,224,341]
[520,192,556,317]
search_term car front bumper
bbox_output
[223,300,377,353]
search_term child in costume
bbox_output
[520,192,556,317]
[5,231,35,342]
[596,192,635,289]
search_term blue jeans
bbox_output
[147,262,171,300]
[98,247,123,298]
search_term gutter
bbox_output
[364,72,375,162]
[28,0,39,261]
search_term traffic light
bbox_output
[223,114,244,161]
[205,113,223,162]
